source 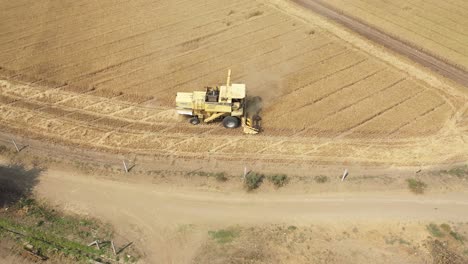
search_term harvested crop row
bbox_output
[0,105,77,136]
[32,90,78,105]
[171,137,226,153]
[0,80,44,98]
[217,139,273,154]
[0,0,466,167]
[85,101,130,115]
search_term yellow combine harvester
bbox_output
[176,70,260,134]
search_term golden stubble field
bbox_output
[324,0,468,70]
[0,0,467,167]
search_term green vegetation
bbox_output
[268,174,289,188]
[427,223,444,238]
[214,172,228,182]
[407,178,427,194]
[440,223,452,233]
[0,145,15,156]
[314,175,329,184]
[0,218,103,261]
[244,172,264,191]
[385,237,410,245]
[449,231,465,242]
[0,198,137,263]
[0,145,8,154]
[441,166,468,178]
[188,171,228,182]
[426,223,464,242]
[243,172,290,190]
[208,229,239,244]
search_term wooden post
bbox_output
[116,242,133,255]
[123,160,129,173]
[11,139,20,152]
[88,240,100,249]
[243,166,247,180]
[111,240,117,256]
[341,169,348,182]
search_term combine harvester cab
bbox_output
[176,70,260,134]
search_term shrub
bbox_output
[244,172,264,191]
[268,174,288,188]
[427,223,444,238]
[440,223,451,233]
[0,145,8,154]
[314,175,329,183]
[450,231,465,242]
[208,229,238,244]
[188,171,228,182]
[0,145,13,155]
[215,172,227,182]
[447,166,468,178]
[407,178,427,194]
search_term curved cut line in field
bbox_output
[0,0,467,167]
[0,78,466,166]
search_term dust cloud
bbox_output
[242,59,293,108]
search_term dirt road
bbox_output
[291,0,468,87]
[30,166,468,263]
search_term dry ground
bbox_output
[2,1,468,263]
[323,0,468,70]
[0,0,467,167]
[1,158,466,263]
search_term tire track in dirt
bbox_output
[292,0,468,87]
